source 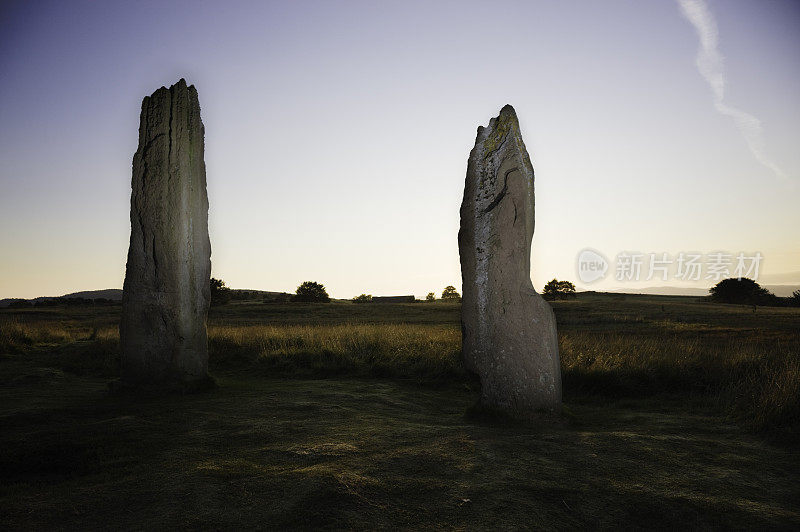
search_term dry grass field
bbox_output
[1,294,798,528]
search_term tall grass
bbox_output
[720,350,800,431]
[559,332,800,430]
[0,319,76,353]
[1,315,797,431]
[205,323,799,430]
[209,324,464,381]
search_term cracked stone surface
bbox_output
[458,105,561,417]
[120,79,211,385]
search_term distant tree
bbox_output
[542,279,577,301]
[792,290,800,308]
[353,294,372,304]
[425,292,436,302]
[441,286,461,300]
[709,278,777,306]
[542,280,558,300]
[210,277,232,306]
[294,281,330,302]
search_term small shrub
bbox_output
[441,286,460,300]
[709,278,778,306]
[790,290,800,308]
[294,281,330,303]
[543,279,577,301]
[210,278,232,306]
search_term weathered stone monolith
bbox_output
[458,105,561,418]
[119,79,212,389]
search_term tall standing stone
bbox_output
[458,105,561,418]
[120,79,212,388]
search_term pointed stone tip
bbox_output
[481,104,519,136]
[169,78,195,91]
[497,105,519,127]
[500,104,516,116]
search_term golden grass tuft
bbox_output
[0,319,76,352]
[208,323,463,380]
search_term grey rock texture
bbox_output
[120,79,211,386]
[458,105,561,417]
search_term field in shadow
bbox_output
[1,373,798,529]
[1,293,798,528]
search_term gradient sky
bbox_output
[1,0,799,299]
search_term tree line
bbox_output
[209,277,800,308]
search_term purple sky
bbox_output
[1,0,799,299]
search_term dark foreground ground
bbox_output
[1,294,799,529]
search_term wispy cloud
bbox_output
[677,0,788,182]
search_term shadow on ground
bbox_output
[1,365,798,529]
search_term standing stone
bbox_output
[458,105,561,418]
[120,79,212,388]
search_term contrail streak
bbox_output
[677,0,788,182]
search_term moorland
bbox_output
[1,293,798,528]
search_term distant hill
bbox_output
[602,286,708,297]
[0,288,123,308]
[0,287,295,307]
[764,285,800,297]
[231,289,285,297]
[594,284,799,298]
[61,289,123,301]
